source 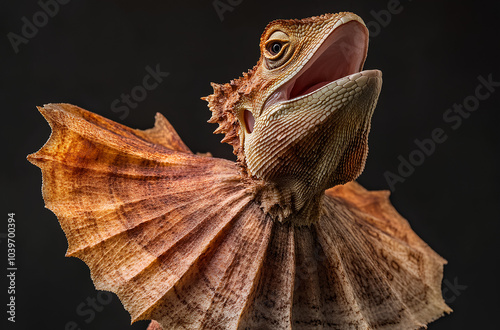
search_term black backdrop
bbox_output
[2,0,499,329]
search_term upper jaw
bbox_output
[263,15,373,112]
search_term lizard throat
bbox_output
[264,20,368,110]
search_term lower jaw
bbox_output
[263,69,382,112]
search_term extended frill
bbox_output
[28,104,450,329]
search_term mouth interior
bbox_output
[264,20,368,109]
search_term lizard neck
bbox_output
[253,179,325,226]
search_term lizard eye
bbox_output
[264,30,292,69]
[269,42,283,55]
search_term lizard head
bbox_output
[205,12,382,219]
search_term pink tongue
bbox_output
[288,21,367,100]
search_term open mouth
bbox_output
[263,20,369,110]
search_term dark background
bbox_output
[1,0,499,329]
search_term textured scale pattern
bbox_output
[28,104,450,329]
[28,11,451,330]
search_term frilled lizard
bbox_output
[28,12,451,329]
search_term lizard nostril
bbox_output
[243,110,255,134]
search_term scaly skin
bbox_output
[206,12,382,224]
[28,12,451,330]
